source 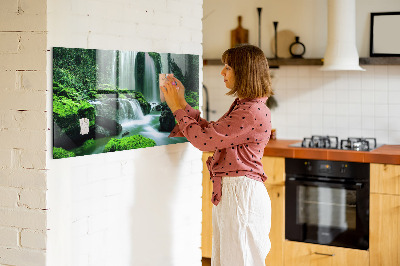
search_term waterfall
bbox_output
[119,51,137,90]
[119,98,144,121]
[96,50,118,88]
[143,53,158,103]
[90,98,144,122]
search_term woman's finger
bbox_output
[160,85,168,96]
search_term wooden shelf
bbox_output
[203,58,323,67]
[359,57,400,65]
[268,58,323,67]
[203,57,400,67]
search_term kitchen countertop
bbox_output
[263,139,400,165]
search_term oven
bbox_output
[285,158,370,250]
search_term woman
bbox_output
[161,44,273,266]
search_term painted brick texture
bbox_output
[0,0,48,265]
[2,0,203,266]
[45,0,203,266]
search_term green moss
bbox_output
[53,95,96,137]
[103,135,156,152]
[185,91,199,108]
[53,147,76,159]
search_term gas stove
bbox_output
[289,135,381,151]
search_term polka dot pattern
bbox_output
[170,97,272,206]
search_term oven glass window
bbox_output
[297,186,356,230]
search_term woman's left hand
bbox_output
[160,76,184,113]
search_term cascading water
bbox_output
[96,50,118,87]
[89,98,144,122]
[143,53,158,103]
[119,51,137,90]
[118,98,144,121]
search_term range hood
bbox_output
[320,0,365,71]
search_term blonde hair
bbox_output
[221,44,273,99]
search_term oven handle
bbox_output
[286,177,364,189]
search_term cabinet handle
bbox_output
[314,252,335,257]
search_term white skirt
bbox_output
[212,176,271,266]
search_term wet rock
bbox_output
[159,108,176,132]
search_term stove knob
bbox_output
[305,162,312,171]
[340,164,347,174]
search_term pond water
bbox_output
[71,109,187,157]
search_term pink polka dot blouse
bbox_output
[169,97,272,206]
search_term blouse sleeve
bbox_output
[172,106,257,152]
[169,104,210,137]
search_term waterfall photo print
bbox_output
[52,47,200,159]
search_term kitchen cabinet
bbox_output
[284,241,369,266]
[370,163,400,195]
[201,152,213,258]
[261,156,285,266]
[201,154,286,266]
[202,155,400,265]
[370,163,400,266]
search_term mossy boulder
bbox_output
[53,147,76,159]
[159,105,176,132]
[104,135,156,152]
[53,95,96,146]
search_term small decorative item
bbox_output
[289,36,306,58]
[273,21,279,58]
[270,129,277,140]
[231,16,249,48]
[257,8,262,48]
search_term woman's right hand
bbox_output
[169,76,187,108]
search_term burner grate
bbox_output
[340,137,377,151]
[296,136,378,151]
[301,135,339,149]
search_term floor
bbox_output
[202,257,211,266]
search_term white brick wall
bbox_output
[46,1,203,266]
[0,0,48,265]
[2,0,203,265]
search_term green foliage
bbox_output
[53,147,76,159]
[53,95,96,135]
[103,135,156,152]
[185,91,199,109]
[53,47,98,100]
[82,139,95,148]
[168,54,200,105]
[135,52,162,100]
[135,52,145,91]
[53,82,80,100]
[184,54,200,93]
[148,52,162,85]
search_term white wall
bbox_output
[46,1,203,266]
[203,0,400,145]
[0,0,48,265]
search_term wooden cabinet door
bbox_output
[264,184,285,266]
[370,193,400,266]
[262,156,285,186]
[284,241,369,266]
[202,152,213,258]
[370,163,400,195]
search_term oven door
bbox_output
[285,177,369,250]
